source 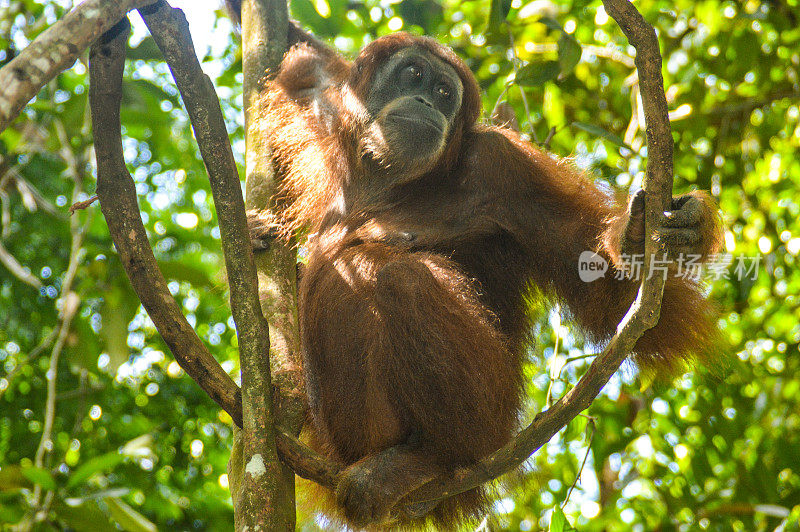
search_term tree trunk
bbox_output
[231,0,305,530]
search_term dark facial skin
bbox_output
[360,47,464,179]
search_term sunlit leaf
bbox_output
[485,0,513,44]
[539,16,563,32]
[550,505,567,532]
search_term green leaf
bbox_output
[53,500,118,532]
[67,452,125,489]
[558,32,582,73]
[571,121,631,149]
[488,0,512,28]
[539,16,563,32]
[99,274,140,372]
[543,84,565,128]
[100,299,132,372]
[105,497,158,532]
[120,434,154,458]
[550,505,567,532]
[0,465,31,491]
[64,488,131,505]
[0,503,24,525]
[515,61,561,86]
[485,0,513,44]
[21,467,57,492]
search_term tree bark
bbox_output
[236,0,304,530]
[0,0,156,133]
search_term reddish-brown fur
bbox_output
[253,32,723,529]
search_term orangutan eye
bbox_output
[436,84,451,99]
[400,64,424,87]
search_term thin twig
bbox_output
[69,195,98,213]
[562,417,596,507]
[31,167,91,520]
[32,293,80,467]
[564,353,597,364]
[542,125,558,150]
[490,85,510,119]
[0,239,42,288]
[57,381,105,402]
[4,171,66,220]
[545,306,563,409]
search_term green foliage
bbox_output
[516,61,562,86]
[1,0,799,530]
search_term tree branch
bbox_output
[89,17,244,432]
[87,5,339,499]
[241,0,305,436]
[0,0,156,133]
[138,2,290,527]
[237,0,304,528]
[402,0,675,507]
[138,0,274,436]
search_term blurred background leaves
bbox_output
[0,0,798,530]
